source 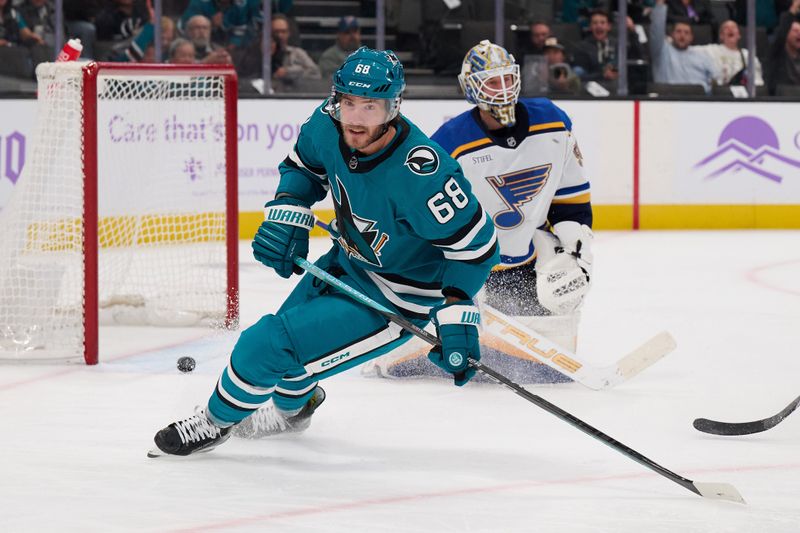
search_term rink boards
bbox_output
[2,98,799,233]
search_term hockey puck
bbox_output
[177,356,196,373]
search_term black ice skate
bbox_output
[232,386,326,439]
[148,407,232,458]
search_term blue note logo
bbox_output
[405,146,439,175]
[486,164,552,229]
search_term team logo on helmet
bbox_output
[404,146,439,175]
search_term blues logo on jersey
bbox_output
[332,177,389,267]
[486,164,552,229]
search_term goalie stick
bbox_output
[295,256,745,504]
[314,219,675,390]
[694,395,800,436]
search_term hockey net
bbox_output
[0,62,239,364]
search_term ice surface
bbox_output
[2,231,799,532]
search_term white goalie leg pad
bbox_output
[360,326,436,378]
[516,313,580,352]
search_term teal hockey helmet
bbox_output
[327,47,405,126]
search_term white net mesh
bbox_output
[0,62,235,362]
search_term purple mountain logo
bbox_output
[693,116,800,184]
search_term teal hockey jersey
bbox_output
[276,102,499,319]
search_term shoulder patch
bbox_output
[404,146,439,176]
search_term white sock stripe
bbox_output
[226,364,275,396]
[216,379,266,410]
[263,204,315,230]
[275,381,318,396]
[281,372,312,382]
[435,304,481,326]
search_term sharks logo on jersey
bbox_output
[486,164,552,229]
[404,146,439,175]
[332,177,390,267]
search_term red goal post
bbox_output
[0,62,239,365]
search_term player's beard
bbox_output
[342,123,389,152]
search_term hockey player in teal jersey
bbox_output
[365,41,594,385]
[150,47,499,456]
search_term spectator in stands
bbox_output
[559,0,605,30]
[732,0,790,34]
[667,0,715,27]
[119,16,176,62]
[318,16,361,77]
[543,37,582,95]
[169,37,197,64]
[182,0,275,48]
[767,0,800,93]
[231,31,285,80]
[271,13,320,80]
[649,0,719,92]
[527,21,551,56]
[95,0,148,42]
[185,14,232,63]
[64,0,98,58]
[573,10,643,82]
[18,0,56,47]
[698,20,764,86]
[0,0,44,46]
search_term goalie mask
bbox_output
[459,40,521,127]
[327,47,405,127]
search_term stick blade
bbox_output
[615,331,676,380]
[692,481,746,504]
[693,417,767,436]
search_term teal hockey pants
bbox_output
[207,246,418,425]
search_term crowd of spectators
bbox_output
[0,0,798,97]
[509,0,799,95]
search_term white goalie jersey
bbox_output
[431,98,591,268]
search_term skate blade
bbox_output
[147,447,166,458]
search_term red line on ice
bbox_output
[169,462,800,532]
[0,333,211,393]
[745,258,800,297]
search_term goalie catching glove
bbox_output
[252,197,315,278]
[534,221,594,315]
[428,300,482,386]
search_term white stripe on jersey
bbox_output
[442,230,497,261]
[435,210,492,252]
[289,148,328,180]
[370,272,443,298]
[365,270,436,316]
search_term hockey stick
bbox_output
[314,219,675,390]
[694,395,800,436]
[294,256,745,504]
[480,308,674,390]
